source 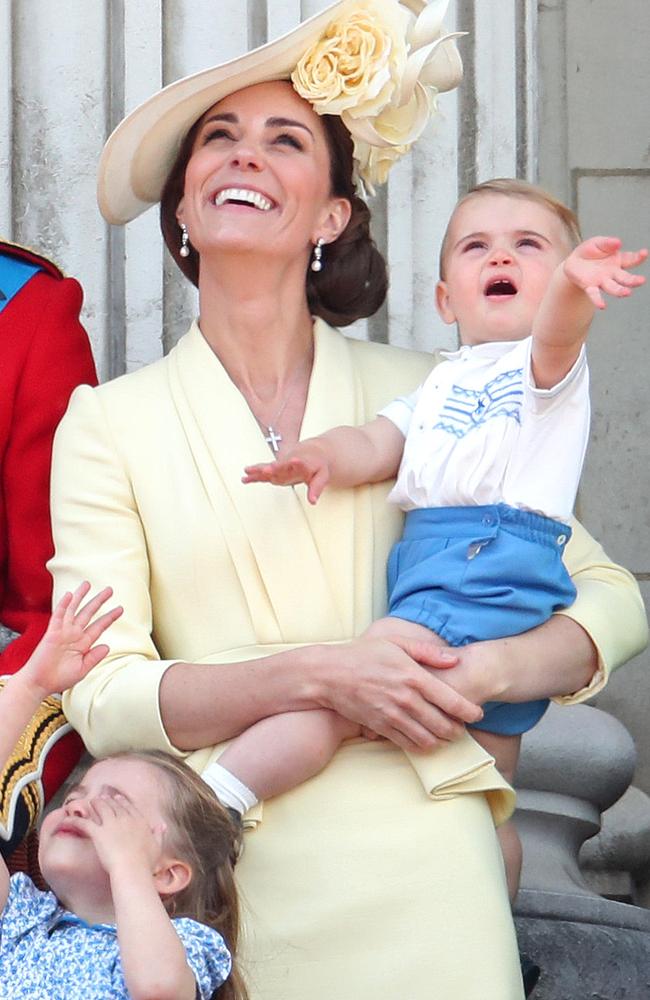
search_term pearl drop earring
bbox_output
[310,238,325,272]
[179,223,190,258]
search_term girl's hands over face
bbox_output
[22,582,123,699]
[323,636,483,754]
[77,793,166,877]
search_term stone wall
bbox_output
[537,0,650,797]
[2,0,648,798]
[2,0,537,377]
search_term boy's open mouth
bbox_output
[485,278,517,296]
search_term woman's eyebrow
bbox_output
[266,116,314,137]
[201,112,238,126]
[199,113,313,138]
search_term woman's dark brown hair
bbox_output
[160,95,388,327]
[103,750,248,1000]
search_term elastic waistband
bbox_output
[401,504,572,549]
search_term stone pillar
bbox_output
[514,703,650,997]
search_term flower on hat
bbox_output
[352,140,412,189]
[292,0,409,119]
[291,0,463,193]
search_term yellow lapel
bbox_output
[167,321,365,642]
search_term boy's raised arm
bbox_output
[532,236,647,390]
[243,417,405,504]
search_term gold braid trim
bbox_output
[0,680,72,839]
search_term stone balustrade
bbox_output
[514,702,650,998]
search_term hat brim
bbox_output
[98,0,429,224]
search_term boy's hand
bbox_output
[77,793,165,878]
[22,582,123,699]
[564,236,647,309]
[243,441,332,504]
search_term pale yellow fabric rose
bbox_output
[291,0,464,192]
[344,81,433,148]
[291,0,408,119]
[353,138,411,194]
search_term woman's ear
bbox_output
[435,280,457,325]
[175,197,186,227]
[154,857,192,898]
[316,197,352,245]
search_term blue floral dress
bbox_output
[0,873,232,998]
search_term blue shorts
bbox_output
[386,504,576,735]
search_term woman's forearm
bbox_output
[160,636,480,754]
[159,646,325,750]
[493,615,597,700]
[449,615,598,706]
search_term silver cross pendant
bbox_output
[265,426,282,453]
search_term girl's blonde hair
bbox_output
[439,177,582,279]
[102,750,248,1000]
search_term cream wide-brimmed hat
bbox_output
[98,0,463,225]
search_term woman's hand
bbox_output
[425,641,500,707]
[315,636,483,754]
[430,616,600,706]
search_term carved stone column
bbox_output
[514,703,650,997]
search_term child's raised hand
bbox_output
[242,441,332,504]
[77,793,165,877]
[22,582,123,698]
[564,236,647,309]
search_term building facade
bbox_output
[2,0,649,786]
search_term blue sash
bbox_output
[0,253,41,315]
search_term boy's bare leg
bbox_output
[217,709,361,801]
[471,729,523,902]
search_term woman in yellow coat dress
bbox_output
[49,3,647,998]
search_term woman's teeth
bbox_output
[213,188,273,211]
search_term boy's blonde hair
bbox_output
[439,178,582,280]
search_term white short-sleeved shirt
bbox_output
[0,873,232,1000]
[379,337,589,521]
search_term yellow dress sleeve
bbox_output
[50,384,179,758]
[554,516,648,703]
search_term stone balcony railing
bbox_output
[515,703,650,998]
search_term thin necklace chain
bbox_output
[247,359,310,455]
[264,386,294,429]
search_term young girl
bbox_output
[0,582,246,1000]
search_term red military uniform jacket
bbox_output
[0,241,97,856]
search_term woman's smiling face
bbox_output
[176,80,350,268]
